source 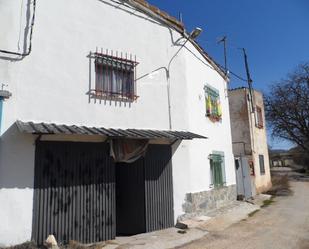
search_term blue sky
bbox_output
[148,0,309,150]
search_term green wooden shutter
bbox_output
[210,154,224,187]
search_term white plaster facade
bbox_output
[229,88,272,194]
[0,0,235,245]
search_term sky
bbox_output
[148,0,309,150]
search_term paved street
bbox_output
[177,181,309,249]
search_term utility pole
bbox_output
[241,48,254,113]
[218,36,228,75]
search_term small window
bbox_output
[256,106,263,128]
[209,153,226,188]
[204,85,222,122]
[259,154,265,175]
[94,52,138,101]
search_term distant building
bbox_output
[229,87,272,197]
[269,148,305,169]
[269,150,292,167]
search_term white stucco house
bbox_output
[0,0,236,246]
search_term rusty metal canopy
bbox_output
[16,120,207,140]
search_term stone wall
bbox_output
[181,184,237,219]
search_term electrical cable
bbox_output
[0,0,248,85]
[0,0,36,57]
[228,70,248,82]
[185,46,248,82]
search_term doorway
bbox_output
[235,156,253,199]
[115,144,174,235]
[116,159,146,235]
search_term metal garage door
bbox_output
[145,144,174,232]
[32,141,115,244]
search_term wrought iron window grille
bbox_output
[90,50,139,102]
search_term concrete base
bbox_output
[103,228,208,249]
[103,196,264,249]
[181,185,237,220]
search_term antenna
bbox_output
[178,12,183,23]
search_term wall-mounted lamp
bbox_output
[189,27,203,39]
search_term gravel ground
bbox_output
[176,181,309,249]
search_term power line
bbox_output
[229,70,248,82]
[185,45,248,82]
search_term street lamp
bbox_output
[167,27,203,74]
[189,27,203,39]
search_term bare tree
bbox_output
[265,62,309,153]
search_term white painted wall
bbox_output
[0,126,35,246]
[177,42,235,210]
[0,0,233,244]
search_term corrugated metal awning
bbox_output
[16,120,207,140]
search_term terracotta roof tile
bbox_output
[129,0,227,79]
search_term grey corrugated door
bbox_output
[32,141,115,244]
[144,144,174,232]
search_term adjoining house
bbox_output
[0,0,236,246]
[229,87,272,198]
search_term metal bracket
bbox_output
[0,90,12,99]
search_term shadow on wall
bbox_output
[0,123,36,188]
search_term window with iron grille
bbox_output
[209,153,226,188]
[256,106,263,128]
[204,85,222,122]
[259,154,265,175]
[93,52,138,101]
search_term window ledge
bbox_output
[90,89,139,102]
[209,183,227,189]
[206,114,222,122]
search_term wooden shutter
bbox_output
[210,154,224,187]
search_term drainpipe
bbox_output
[166,27,202,130]
[0,89,12,135]
[0,97,3,134]
[166,38,191,130]
[0,0,37,57]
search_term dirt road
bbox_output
[177,181,309,249]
